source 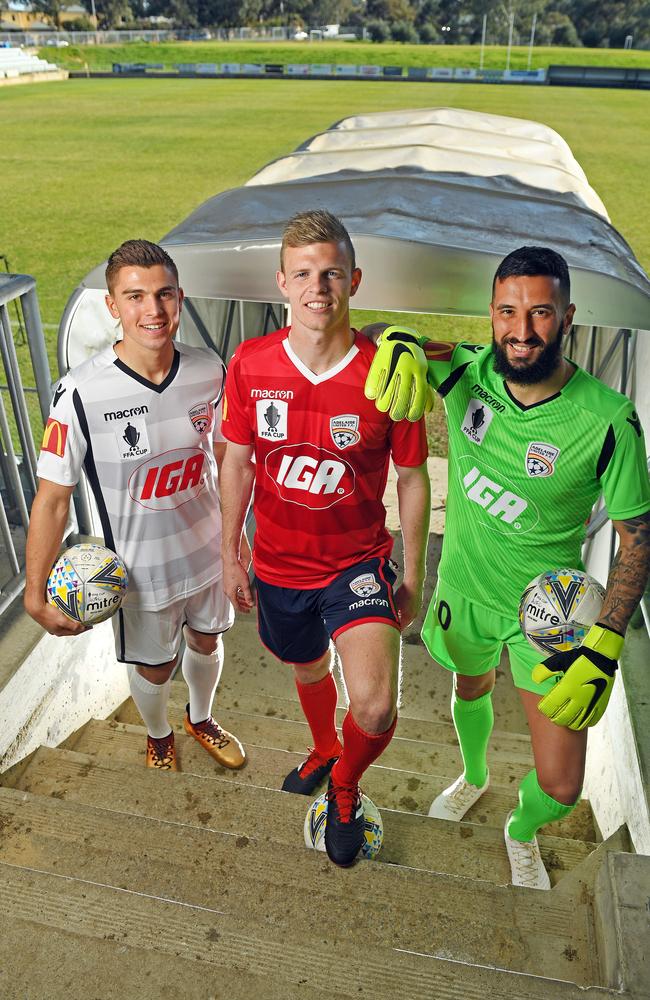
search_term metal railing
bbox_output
[0,274,54,617]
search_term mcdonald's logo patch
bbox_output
[41,418,68,457]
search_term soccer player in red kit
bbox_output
[220,211,431,866]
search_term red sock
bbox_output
[331,711,397,787]
[295,673,341,757]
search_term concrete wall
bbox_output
[0,620,128,772]
[578,327,650,853]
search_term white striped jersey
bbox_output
[37,342,225,611]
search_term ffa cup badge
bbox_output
[461,399,494,445]
[525,442,560,478]
[349,573,380,597]
[257,399,288,440]
[330,414,360,450]
[189,402,213,435]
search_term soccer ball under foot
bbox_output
[304,791,384,860]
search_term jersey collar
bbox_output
[282,335,359,385]
[112,346,180,394]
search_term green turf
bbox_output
[2,77,647,347]
[1,73,647,455]
[43,40,650,73]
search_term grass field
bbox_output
[43,41,650,74]
[1,71,648,452]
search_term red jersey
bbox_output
[222,328,427,588]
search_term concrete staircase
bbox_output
[0,585,646,997]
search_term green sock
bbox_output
[452,689,493,787]
[507,769,578,842]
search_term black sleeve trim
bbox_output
[437,362,470,399]
[596,423,616,481]
[73,388,116,551]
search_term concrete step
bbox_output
[128,681,536,758]
[3,747,594,887]
[213,610,531,735]
[0,860,623,1000]
[112,701,533,786]
[64,718,597,841]
[0,911,315,1000]
[0,787,602,986]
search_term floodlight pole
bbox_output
[506,11,514,70]
[527,12,537,70]
[479,14,487,70]
[89,0,97,40]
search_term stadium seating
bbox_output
[0,46,59,79]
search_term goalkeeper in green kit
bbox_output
[364,246,650,889]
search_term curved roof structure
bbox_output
[72,107,650,332]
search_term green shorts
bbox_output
[421,579,555,695]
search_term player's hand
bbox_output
[364,326,434,422]
[394,581,424,631]
[222,556,255,614]
[24,596,90,637]
[531,624,623,730]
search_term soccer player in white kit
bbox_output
[25,240,245,772]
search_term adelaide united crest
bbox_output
[330,414,360,450]
[188,402,213,435]
[525,441,560,478]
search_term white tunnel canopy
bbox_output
[74,107,650,331]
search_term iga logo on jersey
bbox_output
[257,399,288,440]
[349,572,380,597]
[129,448,207,510]
[265,443,355,510]
[457,455,540,534]
[330,414,360,450]
[525,441,560,478]
[461,399,494,445]
[115,417,150,461]
[188,402,213,435]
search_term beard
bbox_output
[492,320,564,385]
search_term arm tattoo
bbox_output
[599,511,650,634]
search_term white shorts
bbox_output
[112,579,234,666]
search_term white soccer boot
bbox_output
[428,771,489,821]
[504,811,551,890]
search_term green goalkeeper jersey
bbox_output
[426,342,650,618]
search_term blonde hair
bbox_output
[280,210,355,270]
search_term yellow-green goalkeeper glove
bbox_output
[531,623,623,730]
[364,326,434,422]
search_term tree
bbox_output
[93,0,134,27]
[391,16,419,37]
[366,16,391,37]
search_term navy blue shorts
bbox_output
[255,557,400,665]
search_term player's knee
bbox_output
[352,693,396,735]
[135,660,175,684]
[292,653,331,686]
[537,773,582,807]
[454,672,494,700]
[185,628,220,656]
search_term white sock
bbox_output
[182,634,224,724]
[128,666,172,739]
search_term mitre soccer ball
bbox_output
[303,791,384,860]
[47,543,129,625]
[518,568,605,656]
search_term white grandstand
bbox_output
[0,45,59,79]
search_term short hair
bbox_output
[280,210,356,271]
[105,239,179,293]
[492,246,570,303]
